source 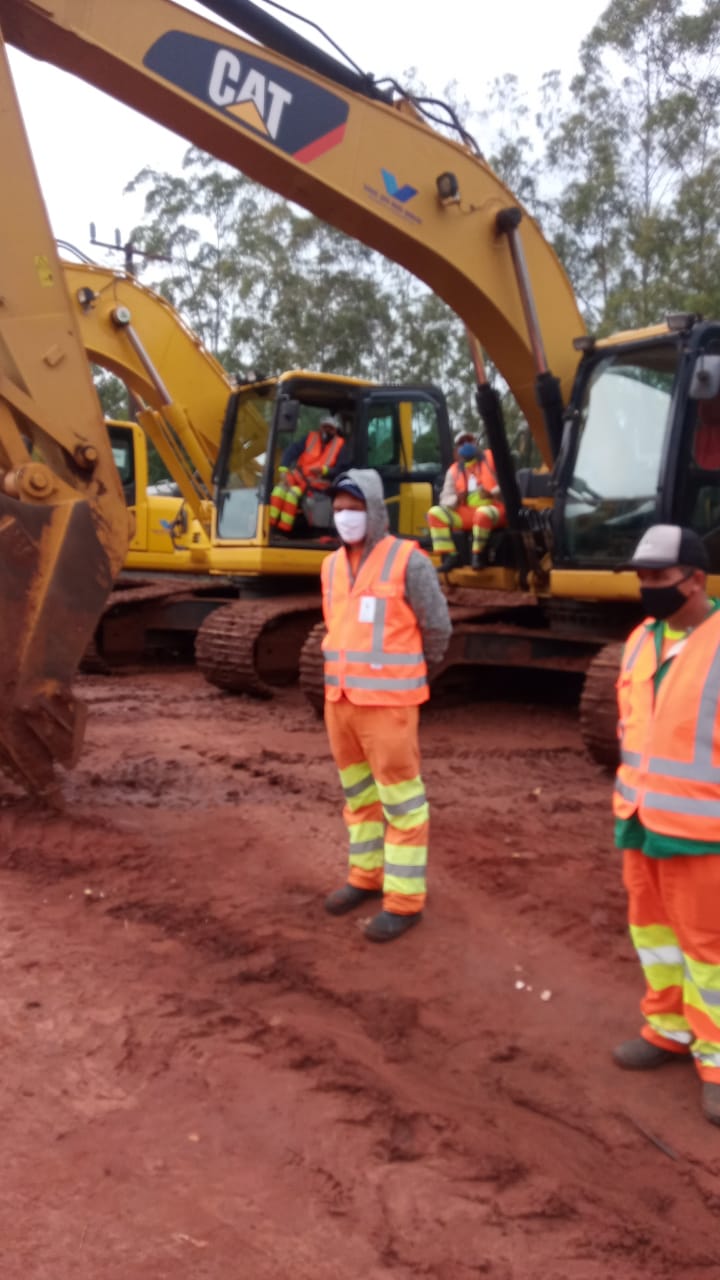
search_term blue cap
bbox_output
[331,473,365,502]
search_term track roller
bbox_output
[579,642,623,771]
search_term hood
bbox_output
[336,467,389,552]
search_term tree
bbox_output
[546,0,720,329]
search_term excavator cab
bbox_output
[212,373,452,560]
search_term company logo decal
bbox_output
[144,32,349,162]
[380,170,418,204]
[363,168,422,226]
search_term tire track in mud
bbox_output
[1,672,720,1278]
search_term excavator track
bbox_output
[196,597,322,698]
[82,580,210,669]
[579,642,623,771]
[298,621,327,716]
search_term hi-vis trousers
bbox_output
[623,847,720,1082]
[325,700,428,915]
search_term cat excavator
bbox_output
[3,0,720,797]
[62,257,454,688]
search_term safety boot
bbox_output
[471,548,489,571]
[612,1036,691,1070]
[438,552,462,573]
[364,910,422,942]
[702,1083,720,1126]
[324,884,382,916]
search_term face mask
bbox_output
[458,443,478,460]
[334,508,367,544]
[639,572,692,620]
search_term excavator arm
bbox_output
[0,0,584,458]
[0,0,588,795]
[0,39,129,796]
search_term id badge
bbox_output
[358,596,376,623]
[468,474,478,493]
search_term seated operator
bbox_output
[269,414,351,535]
[426,431,506,571]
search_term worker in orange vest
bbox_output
[321,469,452,941]
[613,523,720,1125]
[269,414,349,534]
[426,430,506,572]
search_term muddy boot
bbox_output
[364,910,422,942]
[324,884,382,916]
[438,552,462,574]
[702,1083,720,1126]
[612,1037,691,1070]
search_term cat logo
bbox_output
[144,32,349,163]
[208,50,291,140]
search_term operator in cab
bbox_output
[320,469,451,942]
[269,414,350,535]
[612,524,720,1126]
[426,430,506,572]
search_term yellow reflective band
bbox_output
[376,777,425,807]
[340,762,373,788]
[630,923,680,949]
[648,1012,693,1034]
[642,964,685,993]
[684,954,720,1001]
[383,803,429,831]
[692,1039,720,1065]
[383,869,427,895]
[349,820,384,845]
[683,990,720,1030]
[349,849,384,871]
[381,843,426,866]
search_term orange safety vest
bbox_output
[286,431,343,490]
[321,535,428,706]
[451,450,497,501]
[615,610,720,840]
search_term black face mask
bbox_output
[639,572,692,621]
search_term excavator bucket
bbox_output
[0,33,129,797]
[0,492,116,797]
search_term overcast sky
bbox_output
[7,0,609,261]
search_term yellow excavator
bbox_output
[3,0,720,797]
[62,258,454,688]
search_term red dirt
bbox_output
[1,670,718,1279]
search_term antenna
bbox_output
[88,223,173,277]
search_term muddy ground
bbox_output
[0,669,718,1279]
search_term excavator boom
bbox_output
[0,0,584,461]
[0,40,128,796]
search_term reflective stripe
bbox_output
[340,762,371,793]
[647,629,720,783]
[344,650,425,666]
[383,861,426,879]
[624,626,653,675]
[695,1048,720,1066]
[325,675,340,686]
[638,945,684,967]
[643,792,720,817]
[693,984,720,1009]
[379,537,405,582]
[325,553,337,614]
[382,791,428,817]
[621,748,642,767]
[615,778,637,803]
[342,675,427,691]
[651,1026,694,1045]
[349,837,385,855]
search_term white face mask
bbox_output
[333,508,367,544]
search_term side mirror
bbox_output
[276,398,300,433]
[690,354,720,400]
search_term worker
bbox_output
[321,469,452,941]
[269,414,349,534]
[426,431,506,572]
[613,523,720,1126]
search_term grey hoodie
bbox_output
[334,468,452,668]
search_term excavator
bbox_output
[3,0,720,798]
[62,257,454,687]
